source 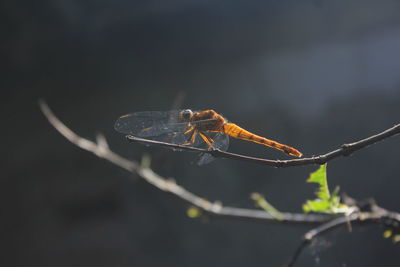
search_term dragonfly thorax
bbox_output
[191,109,226,132]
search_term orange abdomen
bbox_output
[222,123,302,157]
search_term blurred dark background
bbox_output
[2,0,400,266]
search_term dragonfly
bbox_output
[114,109,302,164]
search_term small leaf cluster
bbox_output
[302,164,349,214]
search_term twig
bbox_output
[127,122,400,167]
[286,214,359,267]
[286,206,400,267]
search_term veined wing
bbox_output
[196,132,229,165]
[115,110,230,164]
[114,110,224,149]
[114,111,188,137]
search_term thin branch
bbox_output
[286,205,400,267]
[286,214,359,267]
[127,122,400,167]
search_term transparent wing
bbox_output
[114,111,188,138]
[196,132,230,165]
[115,110,229,164]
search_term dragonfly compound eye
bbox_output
[180,109,193,120]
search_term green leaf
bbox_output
[302,164,349,214]
[307,164,330,201]
[302,200,330,213]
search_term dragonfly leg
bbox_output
[190,130,197,144]
[199,132,214,149]
[183,126,194,135]
[181,129,197,146]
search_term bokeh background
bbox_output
[3,0,400,266]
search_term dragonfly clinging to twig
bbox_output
[115,109,302,164]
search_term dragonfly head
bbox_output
[179,109,194,121]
